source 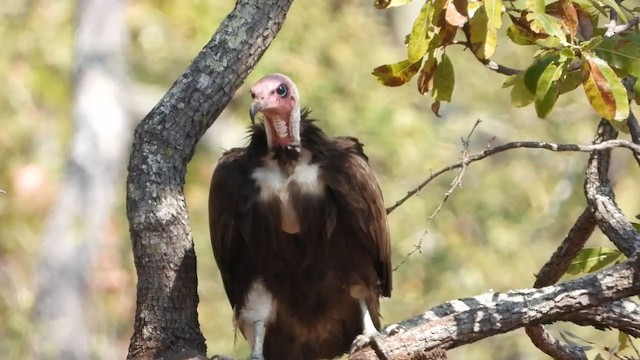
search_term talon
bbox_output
[382,323,405,336]
[350,331,383,354]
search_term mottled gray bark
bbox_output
[33,0,129,359]
[125,0,293,359]
[350,255,640,359]
[585,121,640,257]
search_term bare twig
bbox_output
[387,139,640,214]
[392,120,482,271]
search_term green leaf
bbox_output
[558,67,585,94]
[469,5,497,59]
[408,1,435,62]
[510,74,536,107]
[600,0,628,22]
[582,53,629,122]
[485,0,503,29]
[502,74,519,88]
[618,331,629,351]
[559,47,575,60]
[524,55,558,94]
[507,24,536,45]
[633,222,640,232]
[527,12,567,42]
[526,0,545,14]
[374,0,413,9]
[634,80,640,104]
[432,53,455,101]
[535,62,563,118]
[581,35,603,51]
[372,59,423,86]
[595,34,640,78]
[566,247,623,275]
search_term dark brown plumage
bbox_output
[209,74,391,360]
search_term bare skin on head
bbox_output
[249,73,301,148]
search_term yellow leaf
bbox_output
[407,1,435,62]
[372,59,423,86]
[469,5,497,59]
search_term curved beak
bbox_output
[249,101,263,124]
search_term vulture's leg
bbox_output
[248,320,266,360]
[359,298,379,337]
[349,299,383,354]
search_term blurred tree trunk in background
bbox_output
[32,0,129,358]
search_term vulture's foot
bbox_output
[349,331,382,354]
[349,323,405,355]
[210,355,235,360]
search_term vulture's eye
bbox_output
[250,91,256,99]
[276,84,288,97]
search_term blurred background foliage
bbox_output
[1,0,639,359]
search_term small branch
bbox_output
[584,121,640,258]
[350,255,640,359]
[525,208,597,360]
[533,209,597,287]
[478,58,522,76]
[605,16,640,37]
[387,139,640,214]
[628,110,640,167]
[460,26,522,76]
[393,120,481,271]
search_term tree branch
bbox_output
[605,16,640,37]
[477,58,521,76]
[350,255,640,359]
[558,299,640,338]
[584,121,640,258]
[387,139,640,214]
[628,110,640,167]
[525,208,597,360]
[125,1,294,359]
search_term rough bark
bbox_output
[125,0,294,359]
[525,208,597,360]
[350,255,640,359]
[33,0,129,358]
[557,299,640,338]
[585,121,640,258]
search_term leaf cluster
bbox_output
[373,0,640,126]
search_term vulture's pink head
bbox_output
[249,73,301,148]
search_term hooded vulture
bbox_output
[208,73,391,360]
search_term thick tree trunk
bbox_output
[125,1,294,359]
[32,0,129,359]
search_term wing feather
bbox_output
[325,138,392,297]
[208,148,255,308]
